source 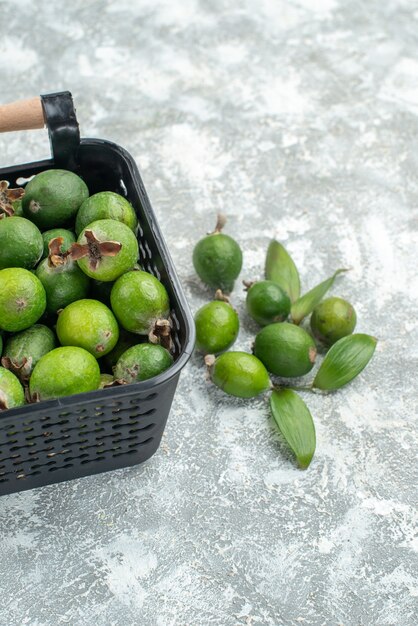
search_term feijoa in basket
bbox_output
[0,92,194,496]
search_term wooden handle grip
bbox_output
[0,97,45,133]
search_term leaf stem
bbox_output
[272,382,314,392]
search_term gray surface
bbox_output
[0,1,417,624]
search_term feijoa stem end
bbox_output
[0,180,25,218]
[242,280,254,292]
[1,356,32,383]
[27,390,40,404]
[210,213,227,234]
[48,237,70,268]
[309,346,317,364]
[204,354,216,369]
[69,230,122,271]
[214,289,230,303]
[149,319,173,352]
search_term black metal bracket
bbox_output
[40,91,80,171]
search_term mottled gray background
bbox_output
[0,0,417,624]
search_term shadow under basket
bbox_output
[0,92,195,496]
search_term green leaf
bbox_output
[313,333,377,391]
[270,388,316,469]
[290,269,349,324]
[265,240,300,303]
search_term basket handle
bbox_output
[0,91,80,170]
[0,97,45,132]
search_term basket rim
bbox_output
[0,137,195,421]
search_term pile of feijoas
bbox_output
[193,216,377,469]
[0,172,174,411]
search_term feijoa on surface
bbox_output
[254,322,317,378]
[310,297,357,346]
[195,299,239,354]
[192,215,242,293]
[207,351,270,398]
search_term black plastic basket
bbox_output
[0,92,195,496]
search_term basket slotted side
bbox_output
[0,379,179,496]
[0,139,194,495]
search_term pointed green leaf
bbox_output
[270,388,316,469]
[290,269,349,324]
[265,240,300,303]
[313,333,377,391]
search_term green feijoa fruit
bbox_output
[194,300,239,354]
[0,268,46,332]
[29,346,101,401]
[310,297,357,346]
[2,324,56,382]
[111,270,170,335]
[42,229,76,259]
[207,351,270,398]
[36,257,90,315]
[75,191,138,236]
[246,280,291,326]
[72,219,139,282]
[103,329,145,371]
[0,216,43,270]
[254,322,317,377]
[192,215,242,293]
[99,373,115,388]
[57,299,119,358]
[0,367,25,411]
[115,343,173,383]
[22,169,89,229]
